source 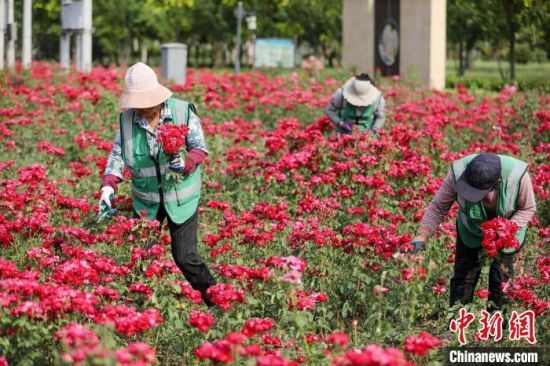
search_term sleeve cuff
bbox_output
[414,227,432,242]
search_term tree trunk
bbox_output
[193,43,200,69]
[465,49,474,70]
[141,42,148,64]
[509,25,516,80]
[458,40,465,76]
[117,44,131,66]
[496,45,507,81]
[504,1,516,80]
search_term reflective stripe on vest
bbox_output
[504,161,528,212]
[131,174,201,203]
[127,165,171,178]
[122,110,135,167]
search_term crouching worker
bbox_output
[325,73,385,135]
[411,153,536,309]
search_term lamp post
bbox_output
[81,0,92,72]
[6,0,14,69]
[0,0,5,71]
[234,2,256,74]
[22,0,32,69]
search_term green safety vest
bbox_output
[120,97,201,225]
[452,154,528,254]
[339,90,382,131]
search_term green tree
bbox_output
[447,0,484,75]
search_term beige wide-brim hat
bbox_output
[342,77,379,107]
[119,62,172,110]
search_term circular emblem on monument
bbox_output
[378,20,399,66]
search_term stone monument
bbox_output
[343,0,446,89]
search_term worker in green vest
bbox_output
[99,62,216,307]
[411,153,536,309]
[325,73,386,134]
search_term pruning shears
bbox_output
[93,194,117,224]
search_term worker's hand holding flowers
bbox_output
[156,124,189,172]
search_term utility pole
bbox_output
[22,0,32,69]
[81,0,92,72]
[0,0,5,71]
[6,0,14,69]
[234,1,243,74]
[74,30,81,70]
[60,31,70,69]
[60,0,72,70]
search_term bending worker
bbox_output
[99,62,216,307]
[411,153,536,309]
[325,73,385,134]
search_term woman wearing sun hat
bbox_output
[325,73,386,134]
[99,62,216,307]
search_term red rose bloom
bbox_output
[156,124,189,155]
[480,217,520,256]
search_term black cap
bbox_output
[455,153,501,202]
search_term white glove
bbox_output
[168,154,185,171]
[99,186,114,210]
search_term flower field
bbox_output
[0,64,548,365]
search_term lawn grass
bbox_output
[446,59,550,91]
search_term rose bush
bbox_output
[0,64,547,365]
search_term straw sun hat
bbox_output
[342,77,379,107]
[119,62,172,110]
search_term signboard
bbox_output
[375,0,400,76]
[61,2,84,31]
[254,38,295,68]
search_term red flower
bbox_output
[156,124,189,155]
[206,284,246,311]
[188,310,215,333]
[480,218,520,256]
[242,317,274,336]
[404,331,442,356]
[333,345,408,366]
[326,331,349,348]
[193,340,233,364]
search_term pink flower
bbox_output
[475,289,490,299]
[280,270,302,284]
[115,342,157,365]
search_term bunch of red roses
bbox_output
[480,217,520,256]
[156,124,189,155]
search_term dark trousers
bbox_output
[450,233,515,309]
[138,205,216,306]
